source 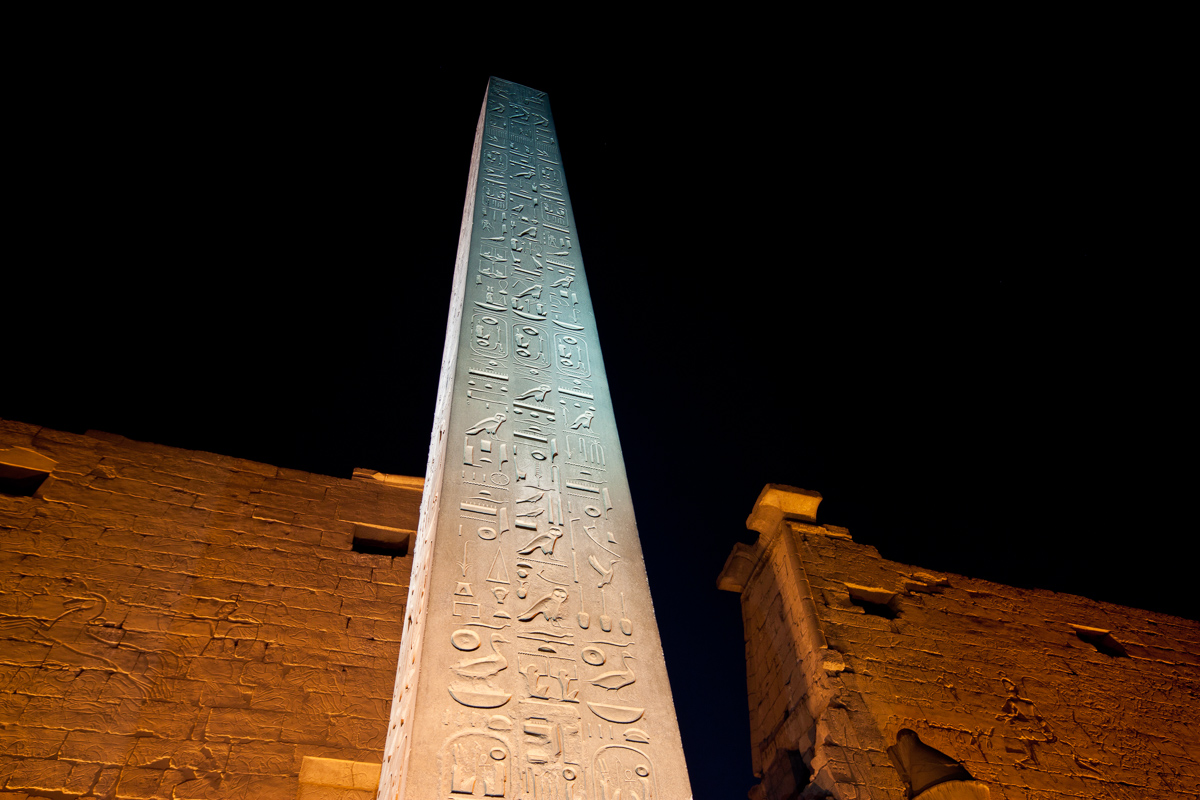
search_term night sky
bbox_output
[6,50,1191,798]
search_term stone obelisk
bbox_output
[378,78,692,799]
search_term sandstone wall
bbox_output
[0,418,419,800]
[721,486,1200,800]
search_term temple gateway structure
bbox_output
[718,484,1200,799]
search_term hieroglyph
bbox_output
[378,79,692,799]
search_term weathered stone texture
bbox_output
[0,418,418,798]
[722,485,1200,800]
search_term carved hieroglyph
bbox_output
[378,78,693,799]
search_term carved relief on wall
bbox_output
[439,730,513,797]
[593,744,657,800]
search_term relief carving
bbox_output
[470,314,509,358]
[516,701,585,799]
[448,625,512,710]
[517,527,562,557]
[518,589,569,626]
[590,654,635,693]
[593,745,657,800]
[440,731,513,797]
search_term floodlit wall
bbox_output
[719,485,1200,800]
[0,418,419,800]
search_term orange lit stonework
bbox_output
[720,484,1200,799]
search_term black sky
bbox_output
[6,45,1191,798]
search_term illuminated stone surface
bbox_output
[298,755,381,799]
[720,484,1200,799]
[377,78,693,799]
[0,418,416,798]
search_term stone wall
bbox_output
[0,418,419,800]
[719,485,1200,800]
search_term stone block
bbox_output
[32,519,109,541]
[20,696,140,735]
[238,661,283,687]
[203,512,324,546]
[0,419,42,440]
[258,478,327,502]
[92,476,198,507]
[193,494,253,516]
[273,625,348,653]
[263,644,330,669]
[346,636,397,659]
[252,505,296,524]
[326,650,393,670]
[189,452,278,478]
[173,772,297,799]
[115,766,171,799]
[65,761,102,794]
[225,741,297,775]
[4,666,83,698]
[319,528,353,549]
[188,577,246,600]
[293,514,357,536]
[339,667,395,698]
[0,693,29,724]
[0,729,65,761]
[93,765,121,797]
[0,639,50,668]
[127,739,229,771]
[134,701,202,739]
[237,532,321,558]
[298,755,381,791]
[333,578,376,601]
[130,517,223,544]
[371,562,411,587]
[278,467,343,486]
[331,493,419,532]
[280,665,345,695]
[204,707,288,743]
[344,696,390,720]
[268,567,339,592]
[248,685,303,713]
[185,476,263,503]
[175,457,267,484]
[299,692,347,717]
[327,715,387,750]
[198,683,253,709]
[185,658,243,683]
[339,595,399,620]
[252,491,339,519]
[280,713,334,746]
[60,730,135,764]
[3,758,73,793]
[297,785,376,800]
[279,587,342,613]
[202,637,266,660]
[0,529,65,557]
[374,582,409,603]
[107,462,188,487]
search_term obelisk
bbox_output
[378,78,693,799]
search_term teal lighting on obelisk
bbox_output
[377,78,693,799]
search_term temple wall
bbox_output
[0,418,418,800]
[722,486,1200,800]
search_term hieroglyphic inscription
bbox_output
[381,78,691,799]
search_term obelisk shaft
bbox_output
[379,78,691,799]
